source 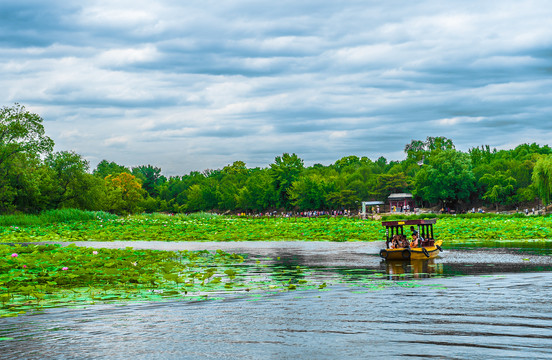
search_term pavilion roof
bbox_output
[387,193,413,200]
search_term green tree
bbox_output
[371,172,411,200]
[3,154,45,212]
[93,160,130,178]
[325,189,360,210]
[222,161,248,176]
[288,174,334,210]
[343,164,374,201]
[405,136,455,161]
[131,165,166,197]
[217,161,249,211]
[0,103,54,167]
[480,171,517,210]
[375,156,387,171]
[413,149,475,209]
[469,145,496,167]
[0,104,54,212]
[104,173,145,214]
[269,153,304,209]
[532,155,552,206]
[44,151,91,208]
[235,169,278,212]
[333,156,361,172]
[184,184,205,212]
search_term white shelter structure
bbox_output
[361,201,384,217]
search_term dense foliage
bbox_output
[2,211,552,243]
[1,104,552,215]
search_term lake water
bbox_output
[1,241,552,359]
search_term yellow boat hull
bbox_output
[380,241,443,260]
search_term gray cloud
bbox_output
[1,0,551,175]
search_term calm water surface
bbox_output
[1,241,552,359]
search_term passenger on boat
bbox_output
[399,234,409,248]
[410,233,419,248]
[389,234,409,249]
[409,226,425,247]
[390,235,400,249]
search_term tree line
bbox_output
[2,103,552,215]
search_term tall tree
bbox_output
[469,145,495,167]
[0,104,54,212]
[93,160,130,178]
[44,151,92,208]
[405,136,455,161]
[413,149,475,209]
[104,173,145,214]
[532,155,552,206]
[235,169,277,212]
[3,153,45,212]
[269,153,304,209]
[333,156,361,172]
[325,189,360,210]
[288,174,334,210]
[480,171,517,210]
[0,104,54,167]
[371,172,411,200]
[132,165,166,197]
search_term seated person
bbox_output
[399,234,409,248]
[410,234,419,248]
[390,235,400,249]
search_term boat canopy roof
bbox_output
[381,218,437,227]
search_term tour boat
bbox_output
[379,218,443,260]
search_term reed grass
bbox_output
[136,211,219,221]
[0,209,117,227]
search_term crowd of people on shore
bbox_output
[214,204,545,218]
[234,209,355,218]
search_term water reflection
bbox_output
[2,242,552,359]
[263,246,552,282]
[2,272,552,359]
[384,258,444,279]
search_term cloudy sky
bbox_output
[2,1,551,175]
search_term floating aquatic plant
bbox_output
[0,244,252,317]
[1,214,552,244]
[0,244,443,318]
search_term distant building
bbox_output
[388,193,414,211]
[361,201,384,215]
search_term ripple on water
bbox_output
[1,272,552,359]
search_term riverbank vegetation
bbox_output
[2,210,552,243]
[0,244,251,317]
[1,243,422,318]
[2,104,552,216]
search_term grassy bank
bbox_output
[0,209,117,227]
[1,210,552,243]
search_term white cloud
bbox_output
[96,45,160,67]
[103,136,130,148]
[435,117,484,126]
[1,0,552,175]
